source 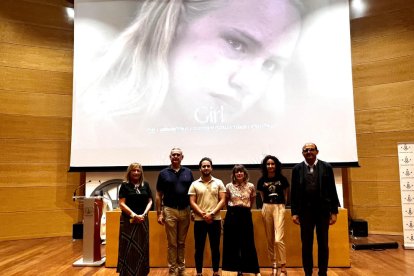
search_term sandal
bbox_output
[271,264,277,276]
[280,270,288,276]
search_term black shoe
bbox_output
[237,272,243,276]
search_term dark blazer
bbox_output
[290,160,340,216]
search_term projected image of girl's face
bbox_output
[168,0,301,124]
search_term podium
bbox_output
[73,196,106,266]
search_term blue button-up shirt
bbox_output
[156,166,194,209]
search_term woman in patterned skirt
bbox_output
[117,163,153,276]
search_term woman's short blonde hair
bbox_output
[125,162,144,186]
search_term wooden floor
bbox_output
[0,235,413,275]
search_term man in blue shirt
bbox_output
[156,148,194,276]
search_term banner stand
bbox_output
[398,143,414,249]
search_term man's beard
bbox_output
[202,172,211,178]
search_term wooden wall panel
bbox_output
[351,206,402,234]
[352,30,414,64]
[350,0,414,20]
[349,0,414,234]
[0,90,72,117]
[0,21,73,49]
[351,8,414,39]
[0,43,73,72]
[0,164,80,188]
[21,0,73,8]
[0,210,77,241]
[355,106,414,133]
[0,67,72,95]
[0,0,78,240]
[349,157,400,182]
[0,186,78,212]
[0,114,71,140]
[354,80,414,111]
[352,55,414,88]
[356,131,414,157]
[350,181,401,207]
[0,0,73,29]
[0,140,70,163]
[1,0,78,240]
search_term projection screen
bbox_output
[70,0,358,169]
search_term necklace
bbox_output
[134,183,141,194]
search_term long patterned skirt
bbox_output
[117,216,150,276]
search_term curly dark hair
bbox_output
[260,155,283,178]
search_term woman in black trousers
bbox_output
[222,164,261,276]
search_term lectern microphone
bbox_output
[73,180,91,201]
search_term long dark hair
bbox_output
[260,155,283,178]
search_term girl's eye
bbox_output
[226,38,246,53]
[262,59,280,73]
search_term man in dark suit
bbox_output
[291,143,340,276]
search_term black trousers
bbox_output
[222,206,260,274]
[299,208,330,276]
[194,220,222,273]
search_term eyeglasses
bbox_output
[303,148,316,153]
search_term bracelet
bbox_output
[130,213,136,218]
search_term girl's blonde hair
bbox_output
[82,0,222,117]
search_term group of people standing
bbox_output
[116,143,340,276]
